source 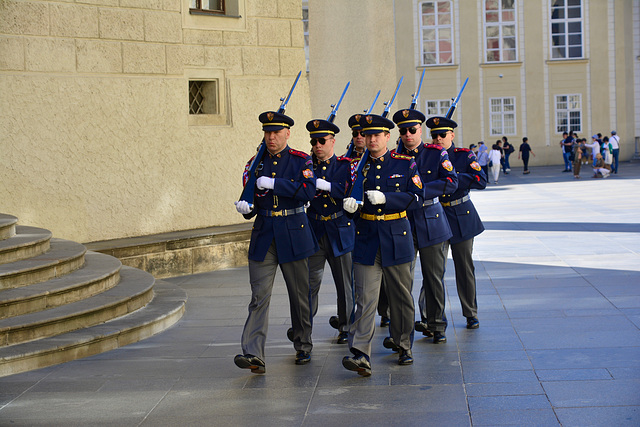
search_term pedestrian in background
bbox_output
[518,137,535,174]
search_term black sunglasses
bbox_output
[399,126,419,136]
[431,131,450,139]
[310,137,331,146]
[352,130,364,137]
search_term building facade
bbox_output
[308,0,639,167]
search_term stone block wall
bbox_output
[0,0,311,244]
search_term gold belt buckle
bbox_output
[321,214,331,221]
[272,210,283,217]
[376,215,385,221]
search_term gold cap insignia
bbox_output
[355,114,361,121]
[366,115,373,124]
[313,120,320,128]
[267,112,274,121]
[403,110,410,118]
[433,118,440,125]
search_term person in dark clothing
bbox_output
[518,137,535,174]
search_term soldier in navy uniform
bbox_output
[392,109,458,345]
[345,113,391,328]
[233,111,319,374]
[305,118,355,344]
[426,116,486,330]
[344,113,367,160]
[341,114,424,376]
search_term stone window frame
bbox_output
[183,0,245,31]
[186,69,228,126]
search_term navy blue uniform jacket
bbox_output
[352,150,424,267]
[441,145,487,244]
[307,154,355,257]
[397,143,458,248]
[243,146,319,263]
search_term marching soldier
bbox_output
[344,114,367,160]
[341,114,424,376]
[345,113,390,327]
[305,119,355,344]
[426,116,486,331]
[233,111,318,374]
[392,109,458,345]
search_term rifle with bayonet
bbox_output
[238,71,302,207]
[327,81,350,123]
[397,69,426,153]
[344,90,381,158]
[349,76,404,204]
[445,77,468,119]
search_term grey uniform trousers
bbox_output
[349,250,414,356]
[308,233,354,332]
[445,237,478,318]
[242,240,313,359]
[415,240,448,333]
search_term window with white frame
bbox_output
[484,0,517,62]
[555,94,582,133]
[550,0,583,59]
[425,99,451,116]
[489,97,516,135]
[419,1,453,66]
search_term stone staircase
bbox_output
[0,213,187,377]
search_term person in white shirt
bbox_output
[584,135,600,167]
[609,131,620,174]
[487,143,503,184]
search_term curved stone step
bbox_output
[0,226,52,265]
[0,214,17,241]
[0,252,122,319]
[0,239,86,290]
[0,266,155,347]
[0,280,187,377]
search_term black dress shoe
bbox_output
[433,331,447,344]
[295,350,311,365]
[466,317,480,329]
[398,349,413,365]
[382,336,399,352]
[342,354,372,377]
[286,327,294,342]
[337,331,348,344]
[329,316,340,330]
[380,316,390,327]
[234,354,266,374]
[414,321,433,337]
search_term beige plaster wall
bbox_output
[0,0,312,242]
[307,0,397,151]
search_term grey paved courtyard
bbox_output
[1,162,640,426]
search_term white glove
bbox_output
[343,197,358,214]
[366,190,386,205]
[316,178,331,192]
[234,200,252,214]
[256,176,275,190]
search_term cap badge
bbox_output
[366,115,372,124]
[433,118,440,125]
[403,110,409,118]
[313,120,320,128]
[267,112,274,121]
[355,114,361,121]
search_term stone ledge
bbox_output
[84,223,252,279]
